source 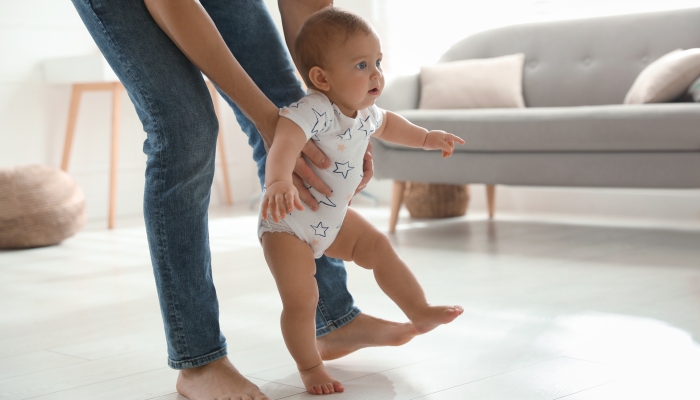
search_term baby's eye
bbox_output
[376,59,382,68]
[356,61,367,69]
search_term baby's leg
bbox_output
[261,232,344,395]
[325,209,463,334]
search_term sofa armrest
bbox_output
[376,73,420,111]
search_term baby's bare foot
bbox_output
[316,313,418,360]
[299,363,345,395]
[411,305,464,334]
[176,357,269,400]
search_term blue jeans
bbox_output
[71,0,360,370]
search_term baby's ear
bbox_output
[309,66,331,91]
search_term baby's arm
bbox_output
[373,110,465,158]
[262,117,307,222]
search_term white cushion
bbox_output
[419,53,526,110]
[624,48,700,104]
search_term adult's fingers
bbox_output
[292,173,320,211]
[354,150,374,195]
[294,157,332,197]
[302,140,330,169]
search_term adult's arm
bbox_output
[144,0,278,146]
[144,0,334,206]
[278,0,332,66]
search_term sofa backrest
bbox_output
[440,7,700,107]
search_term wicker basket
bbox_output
[404,182,469,219]
[0,165,86,249]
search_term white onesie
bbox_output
[258,89,383,258]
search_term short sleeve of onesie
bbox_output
[367,104,383,132]
[279,92,333,141]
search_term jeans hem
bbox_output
[168,347,228,370]
[315,306,361,337]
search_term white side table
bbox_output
[44,54,232,229]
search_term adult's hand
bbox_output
[292,140,332,211]
[353,141,374,196]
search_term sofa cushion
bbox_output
[419,54,525,109]
[381,104,700,152]
[624,49,700,104]
[438,8,700,107]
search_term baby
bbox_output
[259,7,466,395]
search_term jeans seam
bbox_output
[316,294,331,328]
[84,0,189,360]
[168,346,227,370]
[315,306,361,337]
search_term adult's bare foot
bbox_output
[316,313,418,361]
[176,357,269,400]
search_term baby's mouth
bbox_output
[368,88,379,95]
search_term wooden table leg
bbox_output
[389,180,406,234]
[207,82,233,205]
[108,83,122,230]
[486,184,496,219]
[61,85,83,171]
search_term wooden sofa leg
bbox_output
[389,181,406,234]
[486,184,496,219]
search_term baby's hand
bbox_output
[262,181,305,223]
[422,130,465,158]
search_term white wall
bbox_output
[1,0,698,224]
[0,0,260,223]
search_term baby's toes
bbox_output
[333,381,345,393]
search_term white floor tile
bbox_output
[414,357,635,400]
[1,206,699,399]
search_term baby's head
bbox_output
[295,7,384,116]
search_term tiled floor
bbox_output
[1,206,700,399]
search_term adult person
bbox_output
[70,0,417,398]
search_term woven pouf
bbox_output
[0,165,86,249]
[404,182,469,219]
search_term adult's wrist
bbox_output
[255,103,281,147]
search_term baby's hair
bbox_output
[295,7,375,89]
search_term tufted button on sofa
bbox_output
[375,7,700,232]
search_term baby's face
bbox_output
[324,32,384,117]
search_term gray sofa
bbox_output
[374,7,700,233]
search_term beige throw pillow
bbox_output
[624,48,700,104]
[419,53,525,109]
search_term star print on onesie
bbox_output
[258,89,383,258]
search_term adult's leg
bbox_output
[199,0,361,335]
[71,2,269,399]
[71,0,225,370]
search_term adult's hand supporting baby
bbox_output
[353,141,374,196]
[293,140,332,211]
